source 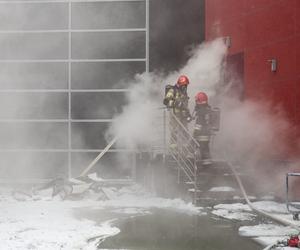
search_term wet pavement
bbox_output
[76,208,261,250]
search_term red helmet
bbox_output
[177,75,189,86]
[195,92,208,104]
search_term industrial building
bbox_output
[206,0,300,157]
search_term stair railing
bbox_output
[164,109,200,200]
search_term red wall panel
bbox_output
[206,17,246,54]
[296,0,300,35]
[295,78,300,126]
[296,35,300,77]
[244,1,295,49]
[245,38,296,85]
[206,0,300,156]
[270,80,296,120]
[244,0,284,13]
[205,0,245,29]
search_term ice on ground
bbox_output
[233,195,256,200]
[212,202,255,220]
[265,213,300,227]
[0,184,202,249]
[239,224,299,237]
[214,203,251,211]
[112,207,151,215]
[212,201,290,221]
[98,196,202,215]
[212,202,255,221]
[213,201,300,248]
[253,236,291,248]
[252,201,288,214]
[92,184,203,215]
[209,186,235,192]
[0,200,118,250]
[212,208,255,221]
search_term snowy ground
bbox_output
[211,199,300,249]
[1,181,300,250]
[0,184,203,250]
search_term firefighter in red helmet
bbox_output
[192,92,212,165]
[163,75,191,125]
[163,75,192,149]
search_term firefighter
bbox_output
[163,75,192,126]
[163,75,192,149]
[192,92,212,165]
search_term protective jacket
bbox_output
[163,84,191,122]
[193,103,212,165]
[193,104,212,141]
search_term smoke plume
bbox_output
[107,39,227,149]
[108,37,299,196]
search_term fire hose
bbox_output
[46,136,118,199]
[227,160,300,249]
[78,136,118,177]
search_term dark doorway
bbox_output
[223,52,245,100]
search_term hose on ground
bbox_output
[262,243,277,250]
[226,161,300,249]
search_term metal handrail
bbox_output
[165,110,200,198]
[169,150,194,183]
[286,173,300,220]
[169,111,200,147]
[169,134,195,175]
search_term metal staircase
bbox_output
[144,108,276,206]
[166,111,200,198]
[147,109,200,202]
[148,108,245,205]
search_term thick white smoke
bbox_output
[214,98,293,162]
[108,37,299,197]
[107,39,227,149]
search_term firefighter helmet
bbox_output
[195,92,208,104]
[177,75,189,86]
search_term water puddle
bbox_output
[98,209,261,250]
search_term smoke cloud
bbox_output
[1,1,298,196]
[109,37,299,197]
[107,39,227,149]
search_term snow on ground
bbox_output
[111,207,151,215]
[212,203,255,221]
[0,199,118,250]
[253,236,290,248]
[233,195,257,200]
[0,184,202,250]
[209,186,235,192]
[212,208,255,221]
[212,201,289,222]
[212,200,300,249]
[252,201,288,214]
[214,203,252,211]
[240,224,299,248]
[93,185,203,215]
[239,224,298,237]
